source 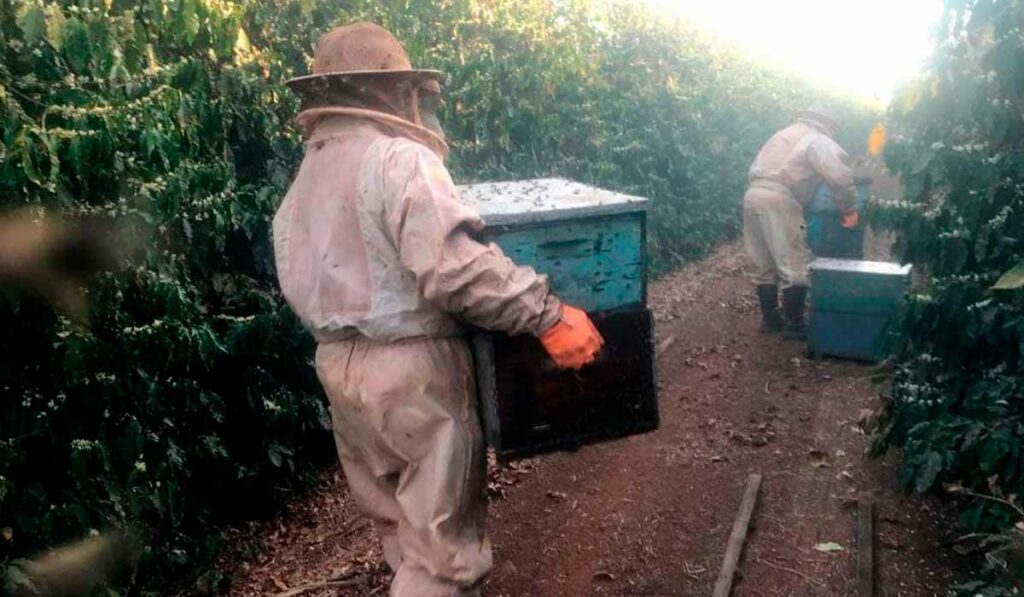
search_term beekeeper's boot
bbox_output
[756,284,785,333]
[782,286,808,341]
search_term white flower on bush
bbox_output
[264,399,282,413]
[134,460,147,473]
[967,298,994,312]
[123,319,166,336]
[71,439,97,452]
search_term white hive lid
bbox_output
[456,177,648,226]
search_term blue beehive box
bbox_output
[458,178,658,460]
[808,258,912,362]
[806,178,871,259]
[459,178,648,312]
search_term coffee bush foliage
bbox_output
[873,0,1024,592]
[0,0,875,591]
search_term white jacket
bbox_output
[273,116,562,343]
[747,119,855,208]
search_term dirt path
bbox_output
[217,243,966,596]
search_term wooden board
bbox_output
[713,474,763,597]
[857,499,875,597]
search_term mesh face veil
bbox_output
[416,78,445,140]
[293,73,444,136]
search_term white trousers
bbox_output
[315,336,491,597]
[742,187,812,289]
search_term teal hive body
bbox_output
[458,178,648,312]
[457,178,657,460]
[808,258,912,362]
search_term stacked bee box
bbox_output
[808,258,912,362]
[458,178,659,461]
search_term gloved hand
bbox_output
[538,305,605,370]
[841,210,860,229]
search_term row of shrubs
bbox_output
[873,0,1024,594]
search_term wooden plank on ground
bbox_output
[857,498,875,597]
[713,474,763,597]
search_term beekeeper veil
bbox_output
[286,23,449,158]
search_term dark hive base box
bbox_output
[473,308,659,461]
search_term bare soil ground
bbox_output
[216,242,967,596]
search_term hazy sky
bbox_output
[642,0,944,102]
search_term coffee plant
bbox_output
[873,0,1024,592]
[0,0,875,592]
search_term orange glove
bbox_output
[841,210,860,229]
[538,305,605,370]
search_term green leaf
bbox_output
[61,16,91,73]
[909,148,934,175]
[915,451,944,493]
[993,261,1024,290]
[14,127,58,187]
[267,442,292,468]
[16,4,45,45]
[43,4,67,50]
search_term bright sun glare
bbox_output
[642,0,944,104]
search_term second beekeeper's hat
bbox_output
[794,104,841,134]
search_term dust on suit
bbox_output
[743,118,855,288]
[273,115,563,596]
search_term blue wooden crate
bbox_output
[458,178,648,312]
[808,258,912,361]
[805,178,871,259]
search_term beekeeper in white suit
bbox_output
[743,105,858,340]
[273,23,604,597]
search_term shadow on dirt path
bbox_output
[218,242,967,596]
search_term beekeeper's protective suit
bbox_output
[273,23,603,597]
[743,106,856,339]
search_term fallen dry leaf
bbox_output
[809,448,831,468]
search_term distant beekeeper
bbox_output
[272,23,603,596]
[743,105,858,340]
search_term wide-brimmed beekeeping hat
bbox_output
[285,22,443,100]
[793,104,841,134]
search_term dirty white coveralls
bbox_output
[743,118,854,288]
[273,115,562,596]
